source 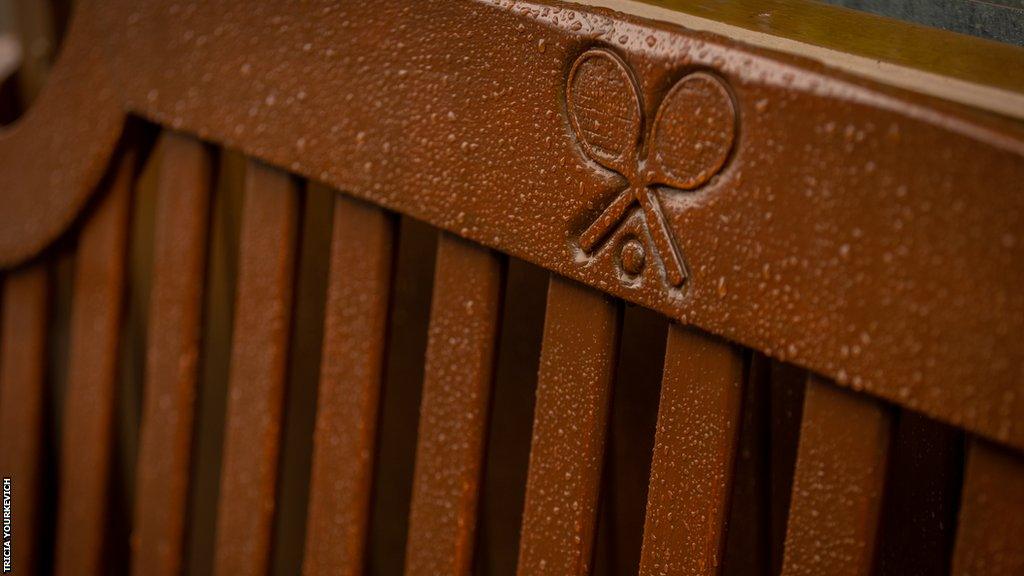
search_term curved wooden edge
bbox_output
[0,0,125,267]
[2,0,1023,453]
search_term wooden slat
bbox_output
[516,276,620,576]
[212,160,299,576]
[0,265,49,576]
[951,439,1024,576]
[301,194,395,576]
[781,377,892,576]
[54,150,134,576]
[638,325,746,576]
[404,234,504,576]
[131,132,212,576]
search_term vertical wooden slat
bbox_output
[516,276,620,576]
[404,234,504,576]
[54,151,134,576]
[0,265,49,576]
[212,160,300,576]
[301,194,395,576]
[951,439,1024,576]
[131,132,212,576]
[638,325,745,576]
[781,377,892,576]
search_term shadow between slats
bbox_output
[593,305,667,576]
[474,258,548,576]
[183,147,245,576]
[367,216,438,576]
[875,410,964,576]
[721,351,772,576]
[270,181,335,576]
[113,124,162,576]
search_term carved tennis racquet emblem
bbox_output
[567,48,737,286]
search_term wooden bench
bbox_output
[1,1,1022,575]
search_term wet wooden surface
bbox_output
[405,234,504,576]
[638,325,745,576]
[54,150,133,576]
[782,377,892,575]
[517,276,620,576]
[131,132,212,576]
[213,160,299,576]
[302,195,395,576]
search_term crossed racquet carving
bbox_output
[567,48,738,287]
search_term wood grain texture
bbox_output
[54,150,134,576]
[302,194,395,576]
[405,234,504,576]
[131,132,212,576]
[516,276,620,576]
[213,160,299,576]
[638,325,746,576]
[781,377,892,576]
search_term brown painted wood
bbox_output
[2,1,1024,455]
[0,265,49,576]
[54,150,134,576]
[212,160,300,576]
[100,0,1024,451]
[301,194,396,576]
[131,132,212,576]
[638,325,746,576]
[404,233,504,576]
[0,0,123,267]
[951,440,1024,576]
[781,376,892,576]
[517,276,620,576]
